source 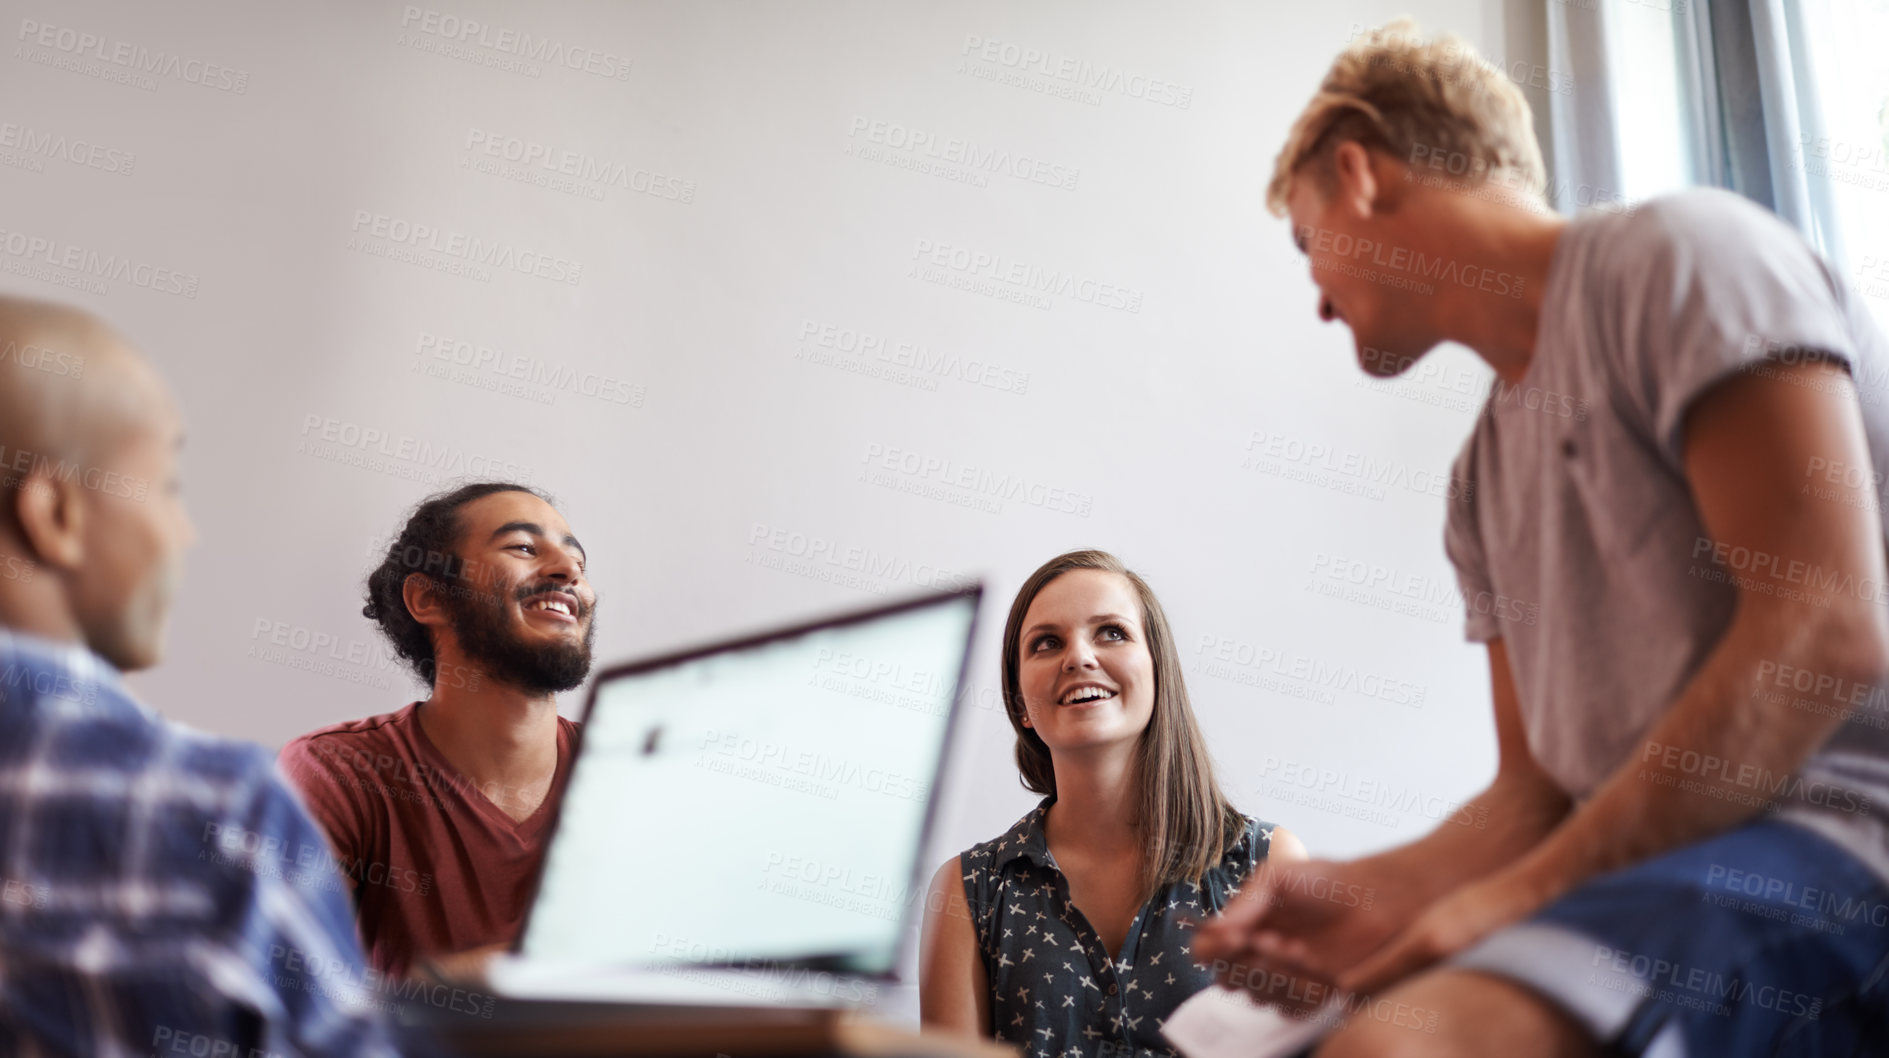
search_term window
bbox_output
[1594,0,1889,329]
[1792,0,1889,330]
[1605,1,1698,200]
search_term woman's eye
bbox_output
[1100,625,1127,641]
[1030,636,1058,653]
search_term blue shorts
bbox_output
[1452,820,1889,1056]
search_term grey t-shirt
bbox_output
[1445,187,1889,880]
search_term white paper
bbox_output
[1160,987,1342,1058]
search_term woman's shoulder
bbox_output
[958,799,1052,875]
[1195,815,1276,912]
[1216,814,1283,872]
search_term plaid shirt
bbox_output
[0,630,401,1057]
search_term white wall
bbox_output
[3,0,1556,1020]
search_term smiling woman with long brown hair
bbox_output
[918,549,1303,1049]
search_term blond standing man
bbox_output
[1198,22,1889,1057]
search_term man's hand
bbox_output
[1194,857,1416,1016]
[414,942,509,985]
[1196,640,1571,1016]
[1336,868,1553,998]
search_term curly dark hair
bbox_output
[364,481,550,684]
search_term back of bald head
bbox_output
[0,296,161,485]
[0,298,188,669]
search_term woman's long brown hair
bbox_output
[1001,549,1245,900]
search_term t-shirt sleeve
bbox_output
[277,736,369,902]
[1603,193,1858,465]
[1443,434,1501,643]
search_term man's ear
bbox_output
[11,472,86,571]
[402,571,448,631]
[1331,140,1382,219]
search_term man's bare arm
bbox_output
[1198,639,1570,984]
[1507,359,1889,892]
[1358,638,1572,902]
[1342,358,1889,993]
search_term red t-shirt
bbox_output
[278,702,578,977]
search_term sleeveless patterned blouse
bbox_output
[958,799,1274,1058]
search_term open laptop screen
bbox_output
[518,589,979,977]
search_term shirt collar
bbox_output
[0,627,135,715]
[991,796,1057,870]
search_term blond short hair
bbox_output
[1266,20,1547,215]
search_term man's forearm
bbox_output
[1508,598,1885,904]
[1361,770,1570,911]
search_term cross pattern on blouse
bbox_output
[974,805,1269,1058]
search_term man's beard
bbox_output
[440,578,596,694]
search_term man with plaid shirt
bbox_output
[0,297,399,1056]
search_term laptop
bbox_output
[479,585,982,1011]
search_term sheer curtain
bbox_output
[1678,2,1842,261]
[1543,0,1889,329]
